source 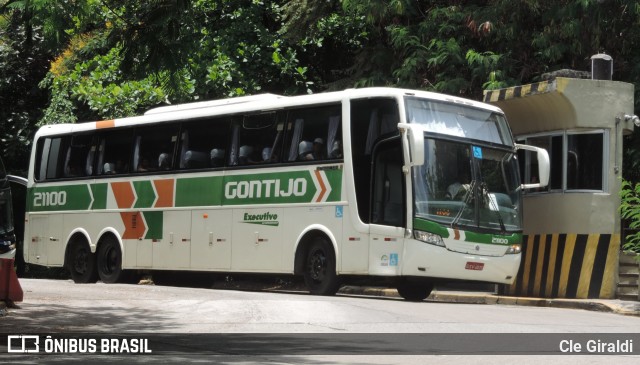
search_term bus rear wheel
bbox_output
[303,237,340,296]
[396,280,434,301]
[67,241,98,283]
[97,237,124,284]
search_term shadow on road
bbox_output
[0,302,176,333]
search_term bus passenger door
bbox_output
[369,138,405,276]
[232,208,283,272]
[190,209,231,270]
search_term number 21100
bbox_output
[33,191,67,207]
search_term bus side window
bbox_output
[327,116,342,160]
[36,136,70,180]
[329,140,343,159]
[133,124,179,173]
[96,129,133,175]
[35,138,50,181]
[64,134,94,178]
[235,113,278,166]
[283,105,341,163]
[179,117,231,170]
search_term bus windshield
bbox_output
[413,138,522,233]
[405,96,513,146]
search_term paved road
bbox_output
[1,279,639,364]
[5,278,640,333]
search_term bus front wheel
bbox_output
[67,241,98,284]
[303,237,340,296]
[396,280,433,301]
[96,237,124,284]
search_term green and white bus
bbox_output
[24,87,549,300]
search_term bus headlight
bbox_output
[414,230,445,247]
[505,244,521,255]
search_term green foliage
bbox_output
[13,0,319,125]
[40,46,167,122]
[620,179,640,253]
[466,50,513,90]
[341,0,512,97]
[5,0,640,180]
[0,9,50,174]
[102,0,311,99]
[298,10,371,90]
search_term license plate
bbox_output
[465,262,484,271]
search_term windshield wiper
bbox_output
[451,179,476,229]
[481,182,506,233]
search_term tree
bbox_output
[36,0,319,125]
[5,0,640,175]
[0,2,53,174]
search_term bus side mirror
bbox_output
[515,144,550,190]
[398,123,424,167]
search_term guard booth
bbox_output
[483,68,635,299]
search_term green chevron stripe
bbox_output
[133,180,156,208]
[143,211,163,240]
[90,183,107,210]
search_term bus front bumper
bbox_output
[402,239,521,285]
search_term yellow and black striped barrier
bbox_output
[500,233,620,299]
[483,81,553,103]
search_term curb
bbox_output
[338,286,640,317]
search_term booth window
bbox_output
[519,134,563,191]
[566,132,603,190]
[517,130,606,193]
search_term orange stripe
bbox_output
[96,119,115,129]
[453,229,460,240]
[111,182,135,209]
[120,212,146,240]
[153,179,174,208]
[314,170,327,202]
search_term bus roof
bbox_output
[34,87,504,138]
[144,93,285,115]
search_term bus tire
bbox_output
[67,240,98,284]
[96,236,124,284]
[303,237,340,296]
[396,280,433,301]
